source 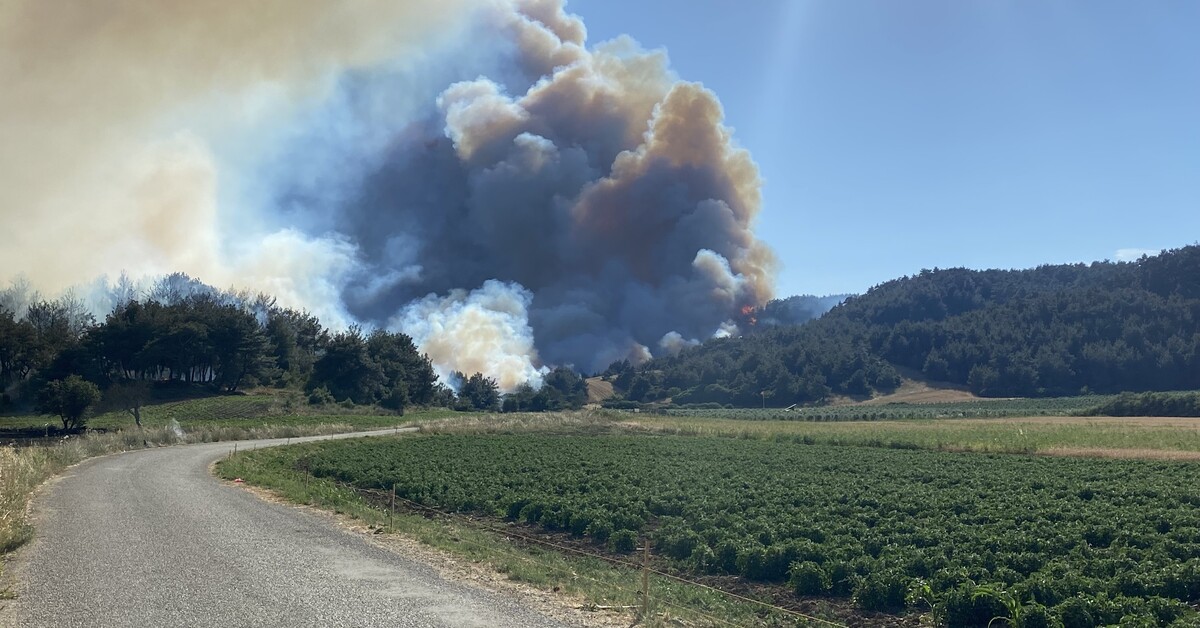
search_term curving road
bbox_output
[2,430,571,628]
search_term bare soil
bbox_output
[1038,447,1200,461]
[584,378,614,404]
[855,367,984,406]
[943,416,1200,427]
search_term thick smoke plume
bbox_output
[0,0,468,326]
[2,0,776,389]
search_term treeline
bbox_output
[0,273,587,428]
[611,245,1200,406]
[1081,391,1200,418]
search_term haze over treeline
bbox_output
[5,246,1198,423]
[0,273,590,420]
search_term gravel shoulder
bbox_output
[0,430,575,628]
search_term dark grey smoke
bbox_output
[759,295,851,327]
[272,0,775,380]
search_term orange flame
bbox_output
[740,305,757,326]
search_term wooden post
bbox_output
[641,539,651,619]
[389,484,396,530]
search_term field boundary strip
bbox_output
[328,480,849,624]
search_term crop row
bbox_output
[290,434,1200,626]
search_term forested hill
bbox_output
[609,245,1200,406]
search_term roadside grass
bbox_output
[216,443,843,627]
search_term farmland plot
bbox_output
[266,434,1200,626]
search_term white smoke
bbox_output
[387,280,548,391]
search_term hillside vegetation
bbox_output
[611,245,1200,407]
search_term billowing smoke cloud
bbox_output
[2,0,776,389]
[0,0,469,302]
[389,281,546,391]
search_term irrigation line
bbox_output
[328,478,847,628]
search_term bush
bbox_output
[937,583,1013,627]
[608,529,638,553]
[585,519,613,543]
[789,561,830,595]
[658,526,702,560]
[307,386,334,405]
[37,375,101,430]
[827,560,859,596]
[1054,594,1125,628]
[1081,391,1200,417]
[854,569,910,611]
[1018,603,1058,628]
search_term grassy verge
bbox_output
[216,443,847,627]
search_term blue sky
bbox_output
[569,1,1200,298]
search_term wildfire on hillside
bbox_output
[741,305,758,327]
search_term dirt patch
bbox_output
[856,368,983,406]
[585,378,614,404]
[941,416,1200,427]
[826,366,983,406]
[1038,447,1200,461]
[860,388,982,405]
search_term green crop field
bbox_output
[239,433,1200,626]
[657,395,1118,422]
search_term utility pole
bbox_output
[641,540,651,619]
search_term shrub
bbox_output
[854,569,909,611]
[789,561,830,596]
[585,519,613,543]
[937,583,1013,627]
[1018,603,1057,628]
[608,529,638,553]
[827,560,859,596]
[307,386,334,405]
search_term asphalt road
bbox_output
[3,430,571,628]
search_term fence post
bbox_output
[641,539,651,619]
[389,484,396,530]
